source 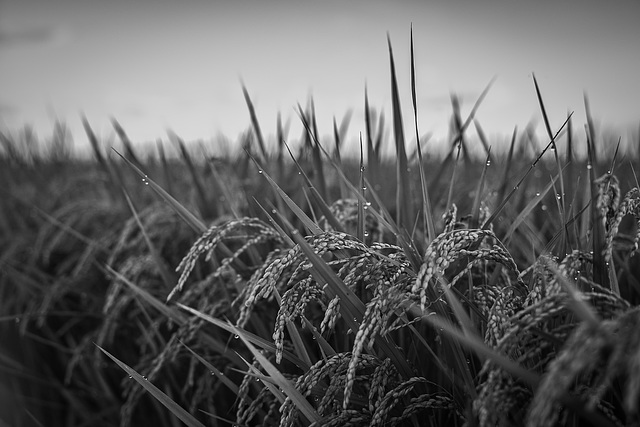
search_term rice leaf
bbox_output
[111,118,143,167]
[156,139,175,196]
[388,34,413,232]
[254,199,295,246]
[357,134,366,242]
[180,342,239,395]
[482,113,573,230]
[242,84,268,161]
[245,149,322,235]
[533,74,568,258]
[177,303,310,370]
[418,311,540,387]
[169,132,209,217]
[585,109,609,289]
[543,259,600,328]
[409,27,436,243]
[473,119,493,163]
[228,322,322,424]
[282,140,344,233]
[122,189,177,289]
[300,316,336,359]
[470,149,491,228]
[289,229,415,379]
[96,345,207,427]
[503,173,559,243]
[297,103,328,201]
[111,148,207,234]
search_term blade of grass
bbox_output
[111,118,143,167]
[503,173,559,243]
[417,311,539,387]
[242,84,268,161]
[203,147,241,219]
[364,85,380,195]
[156,139,175,196]
[97,345,207,427]
[169,132,209,217]
[122,189,177,289]
[357,135,366,242]
[388,34,413,232]
[482,113,573,230]
[585,115,609,289]
[288,229,415,379]
[180,342,239,394]
[296,103,328,201]
[473,119,493,164]
[543,259,600,328]
[176,304,310,370]
[410,26,436,243]
[470,149,492,228]
[227,323,322,424]
[446,131,463,210]
[282,141,344,233]
[111,148,206,234]
[533,73,568,256]
[246,149,322,235]
[300,316,336,359]
[254,199,295,246]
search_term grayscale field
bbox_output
[2,2,640,426]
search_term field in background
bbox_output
[2,37,640,427]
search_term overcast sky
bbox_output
[1,0,639,154]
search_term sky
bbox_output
[1,0,639,155]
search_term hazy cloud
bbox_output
[0,26,70,48]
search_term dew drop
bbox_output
[258,170,263,174]
[586,163,592,170]
[541,205,548,211]
[535,192,540,197]
[234,334,239,339]
[486,160,491,167]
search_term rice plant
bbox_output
[2,31,640,427]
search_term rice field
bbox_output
[2,36,640,427]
